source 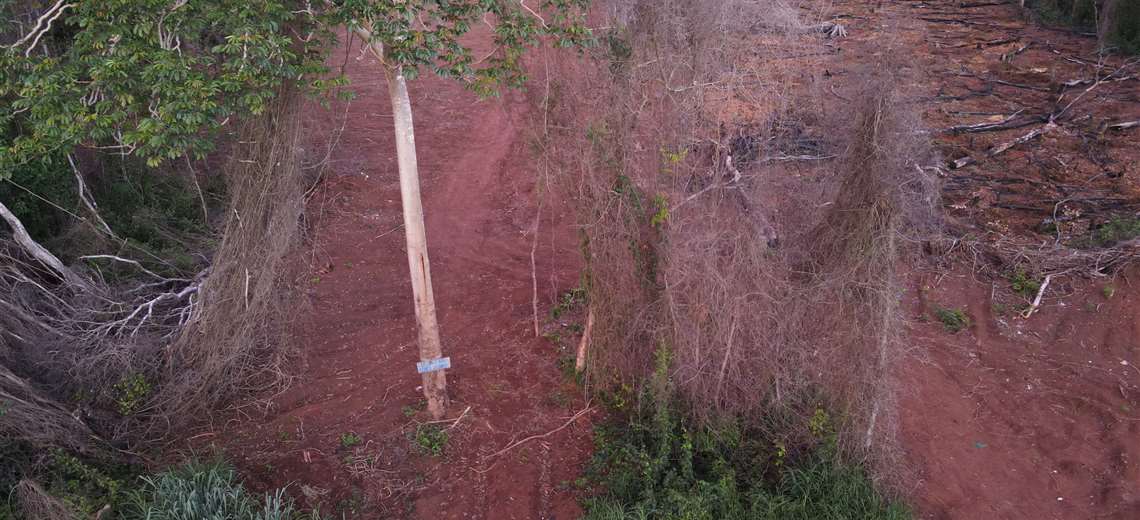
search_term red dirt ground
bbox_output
[835,1,1140,519]
[903,268,1140,520]
[194,2,1140,519]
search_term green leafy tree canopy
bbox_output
[1,0,330,173]
[325,0,591,92]
[1,0,590,177]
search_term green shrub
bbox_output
[582,351,908,520]
[0,152,215,278]
[1084,216,1140,248]
[121,461,311,520]
[1102,285,1116,299]
[1107,1,1140,53]
[551,286,588,319]
[934,307,971,333]
[338,432,362,449]
[113,373,152,416]
[412,425,448,457]
[0,154,77,241]
[582,401,908,520]
[1028,0,1140,54]
[1029,0,1098,28]
[46,450,125,515]
[1009,270,1042,299]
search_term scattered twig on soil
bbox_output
[421,405,472,430]
[1055,61,1139,120]
[488,405,591,459]
[531,204,541,338]
[919,17,1021,30]
[1108,120,1139,131]
[943,110,1036,134]
[375,223,404,239]
[993,78,1051,92]
[958,1,1008,8]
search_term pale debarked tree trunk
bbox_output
[352,24,449,419]
[384,66,449,420]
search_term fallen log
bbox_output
[950,122,1056,169]
[944,112,1046,134]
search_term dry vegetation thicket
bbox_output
[539,1,939,505]
[0,89,309,516]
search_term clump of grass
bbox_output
[120,461,309,520]
[934,307,971,333]
[339,432,362,449]
[412,425,448,457]
[402,399,427,418]
[1102,285,1116,299]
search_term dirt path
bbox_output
[213,37,592,518]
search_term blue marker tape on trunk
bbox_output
[417,357,451,374]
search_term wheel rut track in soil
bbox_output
[211,34,591,520]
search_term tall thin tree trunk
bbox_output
[1099,0,1119,48]
[384,65,449,420]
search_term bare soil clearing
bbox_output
[829,1,1140,518]
[196,2,1139,519]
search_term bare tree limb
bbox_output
[0,200,90,289]
[68,154,119,240]
[1,1,74,56]
[78,255,165,280]
[1020,273,1054,318]
[489,405,592,459]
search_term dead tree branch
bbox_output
[950,122,1056,169]
[0,199,90,290]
